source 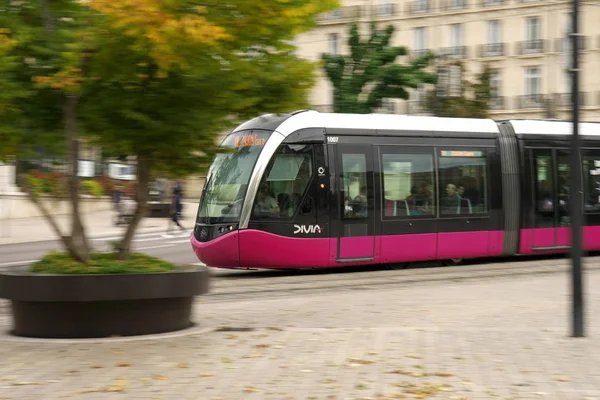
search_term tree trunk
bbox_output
[40,0,55,32]
[117,153,150,260]
[64,94,90,262]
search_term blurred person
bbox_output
[164,186,186,237]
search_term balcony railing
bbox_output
[440,46,468,59]
[373,3,398,17]
[554,92,587,108]
[517,39,546,55]
[411,49,432,58]
[518,94,544,109]
[478,43,505,57]
[408,100,428,114]
[554,36,588,52]
[441,0,468,10]
[316,6,362,23]
[409,0,432,14]
[489,96,506,111]
[480,0,504,6]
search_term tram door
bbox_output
[333,143,376,262]
[531,148,571,249]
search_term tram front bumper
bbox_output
[191,228,239,268]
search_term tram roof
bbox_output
[274,111,499,138]
[508,119,600,136]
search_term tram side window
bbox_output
[438,150,488,215]
[341,154,369,219]
[252,144,314,220]
[381,151,435,218]
[583,150,600,213]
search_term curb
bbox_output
[0,320,214,344]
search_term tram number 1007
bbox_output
[327,136,339,144]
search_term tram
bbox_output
[191,110,600,269]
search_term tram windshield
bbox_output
[197,129,272,223]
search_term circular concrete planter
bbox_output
[0,265,210,339]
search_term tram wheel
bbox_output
[442,258,464,266]
[385,262,409,270]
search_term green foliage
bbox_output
[425,62,492,119]
[22,170,68,197]
[1,0,339,263]
[32,252,176,274]
[322,23,437,114]
[81,180,104,197]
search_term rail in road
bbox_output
[202,254,600,303]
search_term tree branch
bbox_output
[22,188,67,244]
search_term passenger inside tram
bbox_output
[351,186,368,217]
[442,183,461,213]
[254,183,280,217]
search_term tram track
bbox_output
[202,255,600,303]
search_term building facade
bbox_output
[294,0,600,121]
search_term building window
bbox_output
[448,0,465,9]
[413,0,429,13]
[489,71,502,109]
[414,27,426,53]
[381,149,435,218]
[328,33,339,55]
[526,16,541,41]
[487,20,502,45]
[490,71,501,98]
[523,16,543,53]
[376,0,395,16]
[381,98,394,113]
[525,67,541,97]
[450,24,463,48]
[438,149,488,215]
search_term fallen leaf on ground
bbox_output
[266,326,284,331]
[116,362,131,367]
[177,363,189,368]
[199,373,214,377]
[347,357,375,364]
[106,380,128,392]
[432,372,454,377]
[554,375,571,382]
[154,375,168,381]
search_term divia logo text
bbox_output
[293,225,323,234]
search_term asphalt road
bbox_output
[0,229,199,267]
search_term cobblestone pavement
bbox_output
[0,258,599,399]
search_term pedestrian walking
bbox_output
[163,185,186,237]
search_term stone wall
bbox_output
[0,194,113,220]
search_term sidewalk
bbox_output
[0,266,598,399]
[0,202,198,245]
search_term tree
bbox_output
[1,0,339,262]
[322,23,436,114]
[426,61,492,119]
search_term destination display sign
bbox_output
[440,150,484,157]
[224,131,271,148]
